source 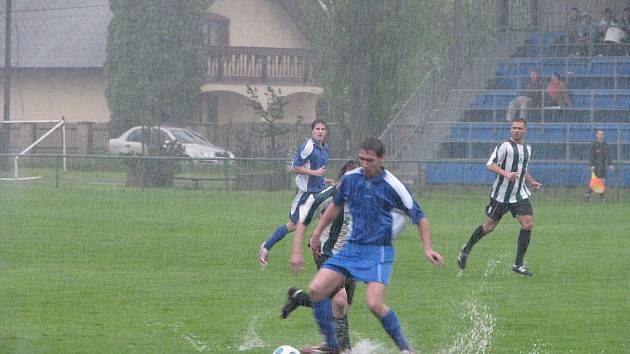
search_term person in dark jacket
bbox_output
[585,130,614,201]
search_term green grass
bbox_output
[0,181,628,353]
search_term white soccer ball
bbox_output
[273,345,301,354]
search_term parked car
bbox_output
[108,126,235,162]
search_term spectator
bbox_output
[620,8,630,54]
[506,70,543,121]
[568,7,581,44]
[545,73,572,108]
[596,8,618,55]
[598,7,618,39]
[575,12,597,56]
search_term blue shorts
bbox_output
[288,191,316,224]
[322,242,395,285]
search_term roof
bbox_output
[274,0,312,41]
[0,0,309,69]
[0,0,111,68]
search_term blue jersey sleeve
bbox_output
[292,139,315,168]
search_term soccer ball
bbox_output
[273,345,300,354]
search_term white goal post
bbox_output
[0,119,67,180]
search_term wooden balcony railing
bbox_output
[206,46,319,85]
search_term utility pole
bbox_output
[2,0,12,155]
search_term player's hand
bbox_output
[313,167,327,177]
[505,172,519,181]
[290,252,304,274]
[310,235,322,258]
[531,180,542,190]
[425,249,444,267]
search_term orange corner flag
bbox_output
[589,172,605,194]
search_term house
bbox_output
[0,0,321,125]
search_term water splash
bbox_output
[237,315,265,351]
[439,299,496,354]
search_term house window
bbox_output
[206,13,229,46]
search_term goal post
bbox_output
[0,118,66,180]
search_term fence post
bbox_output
[55,155,60,189]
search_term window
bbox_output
[206,13,229,46]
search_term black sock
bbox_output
[294,290,311,307]
[463,225,486,254]
[333,314,351,350]
[515,229,531,266]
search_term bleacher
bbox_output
[428,30,630,187]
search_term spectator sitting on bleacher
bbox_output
[545,73,572,108]
[575,12,597,56]
[506,70,543,122]
[620,8,630,54]
[597,8,618,41]
[568,7,581,44]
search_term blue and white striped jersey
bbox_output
[292,138,329,193]
[333,167,424,245]
[487,140,532,203]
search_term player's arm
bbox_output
[290,222,308,274]
[525,172,542,190]
[486,143,518,181]
[290,165,327,177]
[416,218,443,266]
[310,202,341,257]
[487,163,519,181]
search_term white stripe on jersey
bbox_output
[294,139,314,192]
[383,170,414,209]
[486,140,532,203]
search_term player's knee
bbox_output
[308,285,325,302]
[366,299,386,317]
[522,221,534,230]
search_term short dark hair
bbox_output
[311,119,327,130]
[337,160,359,179]
[359,137,386,157]
[512,118,528,126]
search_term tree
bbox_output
[300,0,452,151]
[246,85,297,157]
[106,0,209,137]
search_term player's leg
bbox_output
[366,282,413,352]
[513,201,534,276]
[458,200,504,270]
[308,268,346,350]
[332,276,356,351]
[259,220,296,265]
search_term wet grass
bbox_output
[0,182,628,353]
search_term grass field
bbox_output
[1,181,628,353]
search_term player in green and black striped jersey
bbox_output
[282,160,358,351]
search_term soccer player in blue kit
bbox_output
[298,137,444,354]
[259,119,332,266]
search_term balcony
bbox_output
[206,46,319,85]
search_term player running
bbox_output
[258,119,332,266]
[297,137,443,354]
[457,118,542,276]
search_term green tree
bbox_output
[106,0,209,137]
[301,0,452,151]
[246,85,292,157]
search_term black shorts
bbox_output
[315,253,356,306]
[485,198,533,221]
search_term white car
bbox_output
[108,126,235,162]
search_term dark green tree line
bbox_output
[301,0,453,152]
[106,0,210,137]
